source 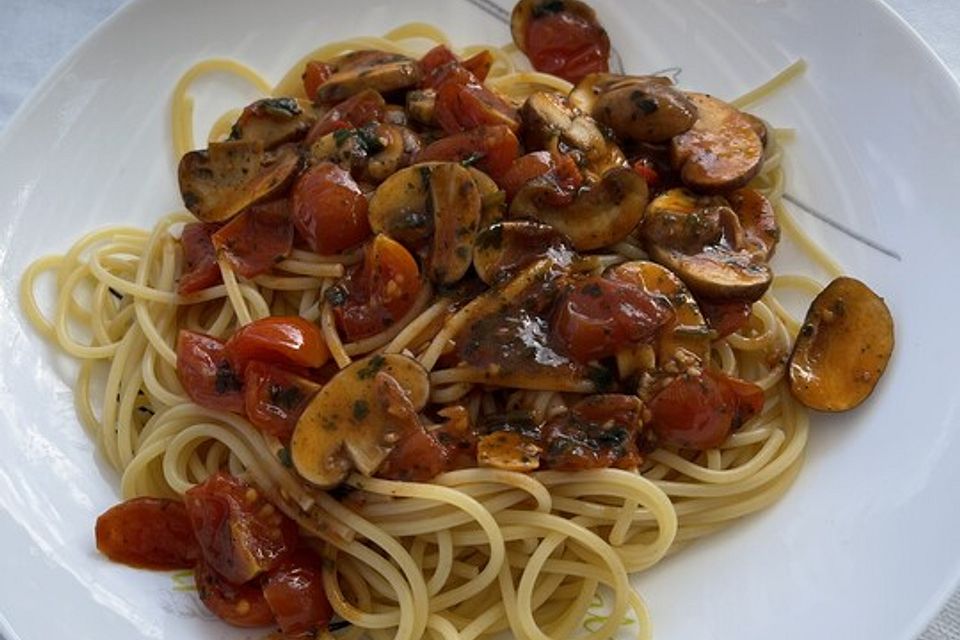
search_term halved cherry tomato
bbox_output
[212,200,294,278]
[176,330,245,414]
[501,150,583,204]
[463,50,494,82]
[435,80,520,134]
[195,558,275,628]
[414,125,519,183]
[292,162,371,255]
[542,395,643,470]
[178,222,222,294]
[262,551,334,636]
[553,276,673,362]
[699,299,753,339]
[305,89,386,143]
[647,369,764,450]
[95,498,199,570]
[375,371,448,482]
[420,45,472,89]
[523,9,610,83]
[224,316,329,372]
[332,234,422,341]
[632,159,660,189]
[432,406,477,471]
[184,472,297,585]
[302,60,334,101]
[243,361,322,441]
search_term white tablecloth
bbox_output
[0,0,958,637]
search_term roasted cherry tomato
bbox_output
[374,371,448,482]
[302,60,334,101]
[435,80,520,134]
[542,395,643,470]
[262,551,334,636]
[632,158,660,189]
[195,558,275,628]
[648,370,765,450]
[420,45,473,89]
[332,234,422,341]
[178,222,222,294]
[95,497,199,570]
[292,162,372,255]
[415,125,519,183]
[501,151,583,204]
[224,316,330,372]
[243,361,322,441]
[521,5,610,83]
[184,472,297,586]
[463,49,494,81]
[176,330,245,414]
[554,275,673,363]
[212,200,294,278]
[305,89,386,143]
[699,299,753,339]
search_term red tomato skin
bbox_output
[414,125,519,183]
[305,89,386,143]
[194,559,275,628]
[178,222,222,294]
[243,361,322,441]
[542,395,644,471]
[420,45,471,88]
[212,200,294,278]
[302,60,334,100]
[632,159,660,189]
[553,276,673,363]
[176,330,245,414]
[333,234,422,341]
[463,49,494,81]
[224,316,330,372]
[434,81,519,134]
[95,498,200,570]
[524,11,610,83]
[184,472,298,586]
[292,162,372,255]
[262,552,334,636]
[647,370,764,450]
[699,299,753,339]
[501,151,583,204]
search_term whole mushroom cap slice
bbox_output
[178,141,302,223]
[571,73,698,143]
[368,162,482,285]
[229,97,318,149]
[510,166,648,251]
[648,244,772,302]
[669,93,764,193]
[788,277,894,412]
[314,50,422,104]
[290,353,430,488]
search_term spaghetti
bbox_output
[21,19,827,640]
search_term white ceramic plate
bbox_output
[1,0,958,638]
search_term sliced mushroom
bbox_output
[642,188,772,301]
[451,259,602,392]
[520,91,625,177]
[726,188,780,260]
[477,431,541,471]
[406,89,437,126]
[290,353,430,488]
[368,162,481,284]
[313,50,421,104]
[788,277,894,412]
[468,167,507,228]
[510,166,648,251]
[608,260,711,369]
[670,93,764,192]
[229,97,318,149]
[570,73,698,143]
[473,220,573,285]
[178,141,302,223]
[309,123,422,184]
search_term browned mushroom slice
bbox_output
[314,50,421,104]
[178,141,302,223]
[670,93,764,192]
[571,73,698,143]
[788,277,894,412]
[450,259,601,392]
[229,97,317,149]
[477,431,541,471]
[726,188,780,260]
[473,220,573,285]
[468,167,507,228]
[406,89,437,126]
[510,166,648,251]
[642,188,772,301]
[607,261,711,369]
[290,353,430,488]
[367,162,481,284]
[520,91,625,177]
